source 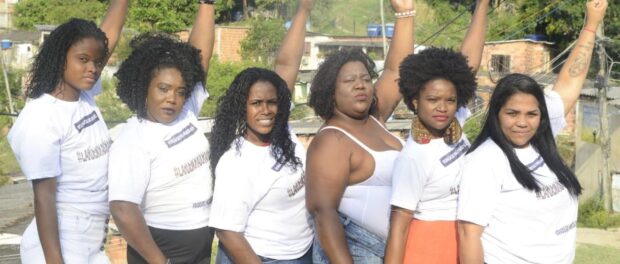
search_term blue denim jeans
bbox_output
[312,213,386,264]
[216,244,312,264]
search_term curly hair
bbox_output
[398,47,477,113]
[209,67,302,180]
[115,33,205,118]
[308,49,378,119]
[26,18,109,98]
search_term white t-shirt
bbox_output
[8,80,110,215]
[457,90,577,264]
[390,106,470,221]
[209,131,313,260]
[108,83,212,230]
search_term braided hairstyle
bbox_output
[27,18,109,98]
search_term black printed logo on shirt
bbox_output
[165,123,197,148]
[536,181,566,200]
[440,140,469,167]
[74,111,100,132]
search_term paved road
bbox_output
[0,181,33,264]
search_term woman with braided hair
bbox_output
[8,1,127,263]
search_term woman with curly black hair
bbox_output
[107,3,215,264]
[7,2,127,263]
[207,1,314,263]
[384,2,489,263]
[458,2,607,263]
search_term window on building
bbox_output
[491,54,511,73]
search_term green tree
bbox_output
[201,58,268,117]
[240,18,285,63]
[127,0,197,32]
[14,0,106,30]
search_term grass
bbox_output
[575,244,620,264]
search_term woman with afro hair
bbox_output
[7,1,127,263]
[207,1,314,263]
[458,1,607,263]
[385,1,489,263]
[305,0,416,262]
[107,3,215,264]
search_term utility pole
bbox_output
[379,0,388,60]
[595,21,612,212]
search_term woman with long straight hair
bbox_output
[458,1,608,263]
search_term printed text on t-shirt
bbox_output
[74,111,100,132]
[440,140,469,167]
[165,123,197,148]
[174,150,209,177]
[77,138,112,163]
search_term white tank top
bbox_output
[318,117,402,239]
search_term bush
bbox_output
[578,196,620,229]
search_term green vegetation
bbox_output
[240,18,286,63]
[575,244,620,264]
[578,197,620,229]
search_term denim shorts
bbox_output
[312,213,385,264]
[216,244,312,264]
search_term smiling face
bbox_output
[244,80,278,145]
[498,92,541,148]
[412,78,458,137]
[145,67,187,124]
[56,37,105,101]
[333,61,374,119]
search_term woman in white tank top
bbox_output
[305,0,414,263]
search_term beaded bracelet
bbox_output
[395,9,416,18]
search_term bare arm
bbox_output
[32,178,63,264]
[373,0,415,123]
[553,0,607,115]
[215,230,261,264]
[384,207,413,264]
[99,0,128,63]
[306,131,353,264]
[274,0,313,91]
[110,201,167,264]
[189,3,216,74]
[458,221,485,264]
[460,0,490,72]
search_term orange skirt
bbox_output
[402,219,458,264]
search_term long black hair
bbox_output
[308,49,378,119]
[27,18,109,98]
[115,33,204,118]
[469,73,581,197]
[209,67,302,180]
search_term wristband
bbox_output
[199,0,215,4]
[395,10,416,18]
